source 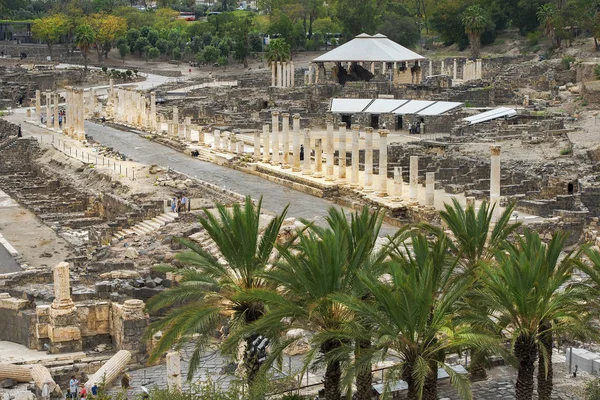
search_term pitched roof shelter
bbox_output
[313,33,425,63]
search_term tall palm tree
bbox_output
[481,230,593,400]
[144,196,288,383]
[230,207,386,400]
[435,199,519,380]
[340,232,483,400]
[462,5,488,59]
[74,23,96,74]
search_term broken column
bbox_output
[110,299,149,352]
[45,92,51,125]
[314,138,323,178]
[490,145,501,205]
[290,61,295,87]
[351,125,360,187]
[262,124,271,163]
[394,167,403,200]
[302,129,312,175]
[409,156,419,202]
[281,112,290,168]
[292,113,301,172]
[48,262,82,353]
[213,129,221,150]
[426,172,435,206]
[253,130,261,160]
[277,62,283,87]
[271,111,280,165]
[53,93,60,131]
[363,127,374,192]
[150,92,156,130]
[338,123,347,181]
[172,106,179,137]
[271,62,276,87]
[325,116,334,180]
[453,59,457,80]
[35,90,41,117]
[378,129,388,196]
[166,352,182,392]
[85,350,132,390]
[229,132,237,153]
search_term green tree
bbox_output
[89,14,127,62]
[201,45,220,65]
[435,199,519,380]
[118,42,130,63]
[135,36,150,56]
[155,38,169,55]
[74,23,96,73]
[232,15,253,68]
[335,0,377,38]
[462,5,488,59]
[265,38,291,64]
[144,197,289,383]
[31,14,70,57]
[342,231,483,400]
[481,230,594,400]
[147,46,160,61]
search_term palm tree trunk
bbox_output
[537,321,553,400]
[403,363,419,400]
[422,367,438,400]
[324,359,341,400]
[355,340,372,400]
[469,350,488,381]
[514,334,537,400]
[244,336,260,384]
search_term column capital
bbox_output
[378,129,389,137]
[272,110,280,116]
[281,112,290,118]
[254,130,261,137]
[338,123,346,128]
[489,145,501,156]
[292,113,300,119]
[366,127,374,133]
[351,124,360,132]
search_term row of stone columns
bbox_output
[427,58,483,81]
[271,61,295,88]
[110,87,157,132]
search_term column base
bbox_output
[292,167,301,172]
[281,164,291,169]
[325,176,335,181]
[363,187,374,193]
[302,170,313,175]
[313,172,323,178]
[377,192,388,197]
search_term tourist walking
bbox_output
[69,375,79,399]
[180,195,188,212]
[171,197,177,213]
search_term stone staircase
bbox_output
[112,212,179,240]
[189,229,221,259]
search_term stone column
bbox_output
[271,111,280,165]
[325,116,334,180]
[53,93,60,131]
[308,64,313,85]
[213,129,221,149]
[338,123,347,181]
[315,63,320,84]
[394,167,403,200]
[292,114,301,172]
[253,130,261,160]
[426,172,435,206]
[477,59,482,79]
[277,62,283,87]
[166,352,182,392]
[314,138,323,178]
[262,124,271,163]
[377,129,388,196]
[237,140,244,155]
[271,62,276,87]
[229,132,236,152]
[281,112,290,168]
[172,107,179,137]
[85,350,132,390]
[48,262,81,353]
[45,92,51,125]
[409,156,419,202]
[302,129,312,175]
[150,92,156,129]
[441,60,445,75]
[490,145,501,205]
[453,58,457,80]
[429,60,433,77]
[351,125,360,187]
[290,61,295,87]
[363,127,374,192]
[35,90,41,116]
[78,89,86,140]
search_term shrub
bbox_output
[560,146,572,155]
[594,64,600,80]
[217,56,228,66]
[561,56,576,70]
[586,378,600,400]
[101,66,108,73]
[527,31,541,46]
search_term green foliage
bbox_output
[147,47,160,60]
[527,30,541,46]
[561,56,575,70]
[118,42,129,61]
[586,377,600,400]
[266,38,290,63]
[217,55,228,66]
[560,146,573,155]
[200,45,219,64]
[594,64,600,80]
[31,14,70,55]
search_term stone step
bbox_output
[123,229,137,236]
[114,231,126,239]
[151,217,166,226]
[131,227,148,236]
[154,215,172,223]
[143,220,162,229]
[137,221,158,231]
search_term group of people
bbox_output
[40,110,66,128]
[66,375,97,399]
[407,121,425,135]
[171,194,190,213]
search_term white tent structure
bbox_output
[307,33,427,86]
[313,33,425,63]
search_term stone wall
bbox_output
[0,294,35,348]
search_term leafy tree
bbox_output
[144,197,289,383]
[74,23,96,73]
[143,44,152,62]
[126,28,140,49]
[155,38,170,55]
[266,38,291,64]
[31,14,70,57]
[135,36,150,56]
[430,0,470,48]
[147,46,160,61]
[376,3,421,48]
[89,14,127,62]
[146,28,159,46]
[335,0,377,38]
[481,230,594,400]
[232,15,253,67]
[171,46,181,60]
[462,5,488,59]
[201,45,220,65]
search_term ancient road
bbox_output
[0,246,20,273]
[84,121,357,224]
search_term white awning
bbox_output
[313,33,425,63]
[463,107,517,125]
[330,98,463,116]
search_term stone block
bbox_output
[0,294,29,310]
[48,325,81,342]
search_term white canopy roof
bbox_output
[463,107,517,125]
[313,33,426,63]
[330,98,463,116]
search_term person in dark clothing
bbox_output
[300,144,304,161]
[17,125,22,137]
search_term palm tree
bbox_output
[435,199,519,380]
[481,230,593,400]
[266,38,291,64]
[230,207,386,400]
[462,5,488,59]
[144,196,288,383]
[341,231,483,400]
[74,24,96,74]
